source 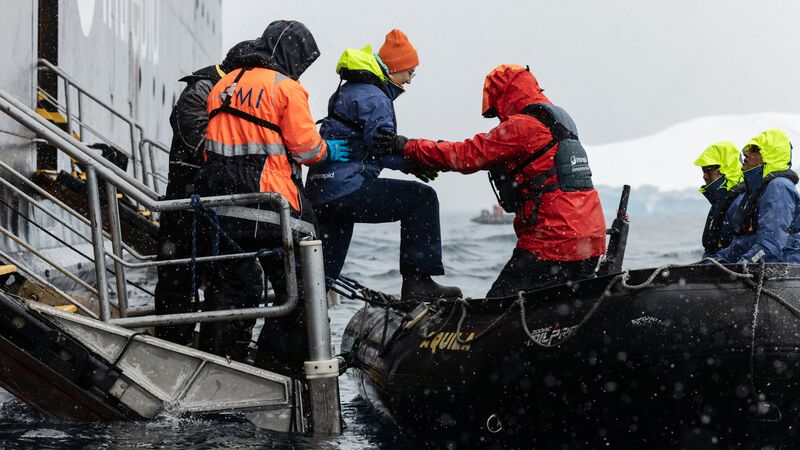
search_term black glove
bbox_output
[374,127,409,155]
[404,166,439,183]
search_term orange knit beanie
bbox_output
[378,29,419,73]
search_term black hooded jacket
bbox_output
[165,39,264,199]
[220,20,320,80]
[166,66,221,199]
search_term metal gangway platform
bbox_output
[0,67,342,435]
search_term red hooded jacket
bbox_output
[403,65,606,261]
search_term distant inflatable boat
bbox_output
[471,206,514,225]
[342,262,800,449]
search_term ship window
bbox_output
[152,77,156,96]
[162,84,166,105]
[138,67,142,91]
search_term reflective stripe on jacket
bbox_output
[205,67,328,210]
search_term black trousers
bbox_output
[314,178,445,280]
[197,247,263,362]
[486,248,600,298]
[198,242,313,373]
[193,156,315,371]
[253,253,309,378]
[153,206,199,346]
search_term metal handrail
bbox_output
[0,172,155,309]
[0,160,155,261]
[0,164,288,272]
[39,84,167,199]
[4,91,297,211]
[37,59,139,132]
[105,249,279,269]
[1,155,301,294]
[37,59,146,189]
[37,59,169,193]
[0,181,155,299]
[0,223,99,297]
[0,247,98,318]
[3,90,157,201]
[0,87,306,328]
[139,138,170,194]
[38,86,132,160]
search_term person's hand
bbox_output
[325,139,351,162]
[404,166,439,183]
[374,127,409,155]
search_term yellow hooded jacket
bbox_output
[335,45,388,81]
[742,129,793,178]
[694,141,743,192]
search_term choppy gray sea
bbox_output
[0,212,705,449]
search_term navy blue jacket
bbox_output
[305,77,410,205]
[700,177,745,257]
[715,166,800,263]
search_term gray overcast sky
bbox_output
[222,1,800,210]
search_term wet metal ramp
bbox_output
[24,300,304,431]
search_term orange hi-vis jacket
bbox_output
[205,67,328,211]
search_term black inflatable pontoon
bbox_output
[342,262,800,449]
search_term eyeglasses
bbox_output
[407,68,416,79]
[701,165,720,174]
[743,146,760,158]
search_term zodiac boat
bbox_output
[342,261,800,449]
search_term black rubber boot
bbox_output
[401,274,462,300]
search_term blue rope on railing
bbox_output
[191,194,244,255]
[188,194,283,301]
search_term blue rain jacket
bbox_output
[715,166,800,263]
[305,53,411,206]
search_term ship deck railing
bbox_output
[37,58,168,198]
[0,85,318,333]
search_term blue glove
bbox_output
[325,139,351,162]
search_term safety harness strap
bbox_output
[522,167,558,192]
[488,104,583,221]
[507,140,558,179]
[507,104,578,178]
[705,183,746,250]
[315,78,366,133]
[736,170,800,235]
[529,183,561,224]
[488,104,578,214]
[208,67,284,137]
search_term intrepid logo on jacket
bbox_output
[309,172,335,181]
[570,155,588,165]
